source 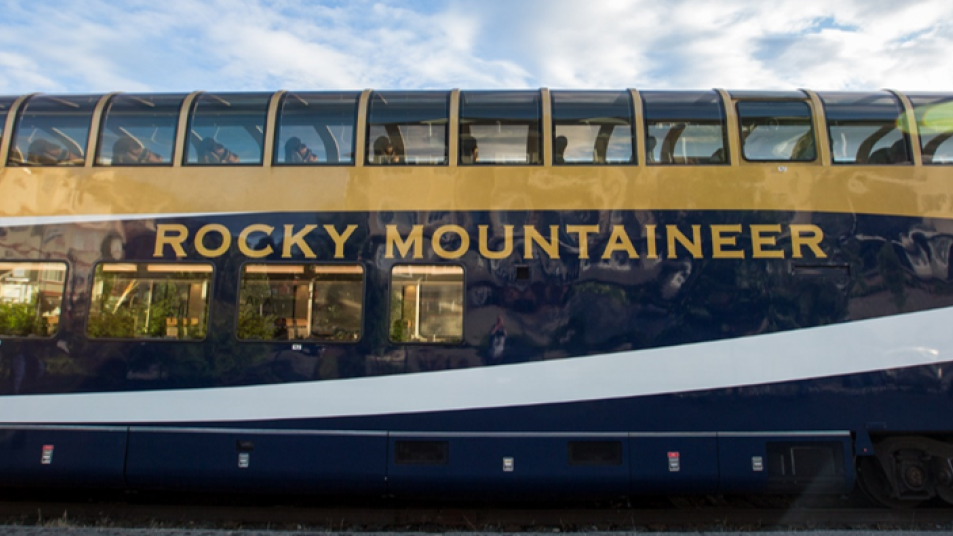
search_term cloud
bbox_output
[0,0,950,94]
[463,0,953,90]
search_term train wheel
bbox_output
[857,456,921,509]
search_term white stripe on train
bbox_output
[0,307,950,424]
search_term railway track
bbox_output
[2,494,953,532]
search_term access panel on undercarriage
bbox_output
[124,428,387,494]
[717,432,853,494]
[386,434,630,497]
[629,434,719,494]
[0,426,127,489]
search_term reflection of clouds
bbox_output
[662,262,692,300]
[898,229,953,280]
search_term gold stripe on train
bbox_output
[0,164,951,220]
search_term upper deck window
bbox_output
[97,94,186,166]
[367,91,449,165]
[737,100,816,162]
[551,91,634,165]
[459,91,541,165]
[642,91,728,165]
[275,91,359,165]
[0,96,16,146]
[819,91,910,165]
[185,92,270,166]
[7,95,100,167]
[908,93,953,165]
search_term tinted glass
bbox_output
[9,94,99,166]
[908,93,953,164]
[728,90,807,100]
[186,92,270,165]
[0,261,67,337]
[820,92,906,121]
[819,91,910,165]
[97,93,185,166]
[389,265,463,344]
[0,96,17,145]
[459,91,541,165]
[642,91,727,165]
[737,101,816,161]
[275,91,359,165]
[238,264,364,342]
[552,91,633,165]
[88,263,212,340]
[367,91,449,165]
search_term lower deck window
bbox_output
[87,263,212,340]
[0,262,67,337]
[237,264,364,342]
[389,265,463,344]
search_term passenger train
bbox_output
[1,88,953,506]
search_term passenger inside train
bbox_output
[112,136,163,164]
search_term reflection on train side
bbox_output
[0,262,66,337]
[237,264,364,342]
[87,263,212,340]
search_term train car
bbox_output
[1,88,952,506]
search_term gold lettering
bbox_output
[386,225,424,259]
[238,224,274,259]
[524,225,560,259]
[666,225,703,258]
[602,225,639,259]
[751,224,784,259]
[478,225,514,259]
[432,225,470,259]
[711,224,744,259]
[324,224,357,259]
[154,224,188,258]
[791,224,827,259]
[645,224,658,259]
[282,224,317,258]
[566,225,599,259]
[195,224,231,258]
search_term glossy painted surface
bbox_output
[1,204,952,398]
[2,90,953,499]
[2,164,953,220]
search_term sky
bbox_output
[1,0,952,95]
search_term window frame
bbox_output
[234,261,366,344]
[7,94,101,167]
[735,99,818,163]
[641,91,730,166]
[458,90,543,166]
[907,93,953,165]
[0,260,69,339]
[183,92,271,167]
[273,91,361,167]
[94,93,187,168]
[85,261,215,342]
[365,91,451,167]
[819,91,912,166]
[387,263,466,346]
[550,90,636,166]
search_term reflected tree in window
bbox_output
[0,262,66,337]
[237,264,364,342]
[389,265,464,344]
[87,263,212,340]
